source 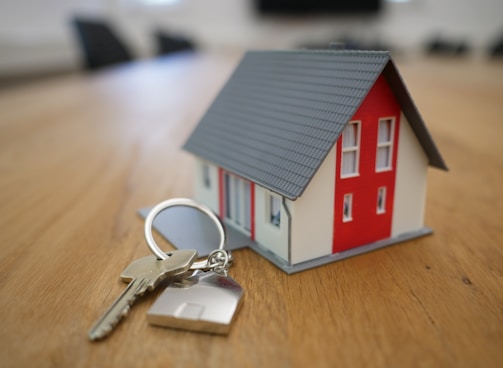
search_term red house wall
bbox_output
[333,75,401,253]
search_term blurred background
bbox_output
[0,0,502,87]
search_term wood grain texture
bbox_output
[0,52,502,368]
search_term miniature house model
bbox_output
[184,49,447,273]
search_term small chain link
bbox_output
[206,249,232,275]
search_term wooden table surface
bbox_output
[0,52,502,368]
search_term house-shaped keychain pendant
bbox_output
[147,271,244,334]
[181,48,447,273]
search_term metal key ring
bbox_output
[144,198,226,269]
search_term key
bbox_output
[88,249,198,341]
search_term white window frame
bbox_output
[224,172,251,234]
[376,117,395,172]
[377,186,386,214]
[268,193,281,228]
[341,121,361,178]
[342,194,353,222]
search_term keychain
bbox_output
[144,198,244,335]
[88,198,243,341]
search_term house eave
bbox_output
[383,60,448,171]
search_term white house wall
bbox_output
[392,113,429,236]
[254,187,290,262]
[289,145,336,264]
[194,160,219,214]
[194,158,291,261]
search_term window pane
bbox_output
[223,171,252,234]
[224,173,231,219]
[377,187,386,213]
[343,194,352,221]
[270,196,281,227]
[244,182,251,231]
[376,146,391,169]
[343,123,358,148]
[342,151,357,175]
[233,176,240,225]
[341,122,359,177]
[378,119,392,143]
[202,164,210,188]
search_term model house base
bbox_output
[139,207,432,274]
[247,227,433,274]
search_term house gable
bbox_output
[392,112,429,236]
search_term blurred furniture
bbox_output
[0,53,502,367]
[488,31,503,58]
[154,30,195,56]
[254,0,381,14]
[425,36,470,56]
[72,17,133,70]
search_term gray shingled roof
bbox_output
[184,50,447,200]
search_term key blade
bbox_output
[88,250,198,341]
[88,278,145,341]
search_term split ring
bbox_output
[144,198,226,266]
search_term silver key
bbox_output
[88,249,197,341]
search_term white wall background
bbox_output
[0,0,502,76]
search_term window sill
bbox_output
[376,167,393,173]
[341,173,360,179]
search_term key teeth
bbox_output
[122,305,130,316]
[89,325,112,341]
[109,305,130,330]
[89,305,131,341]
[89,332,103,341]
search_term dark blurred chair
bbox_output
[488,31,503,58]
[72,17,133,71]
[153,30,195,56]
[425,36,470,57]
